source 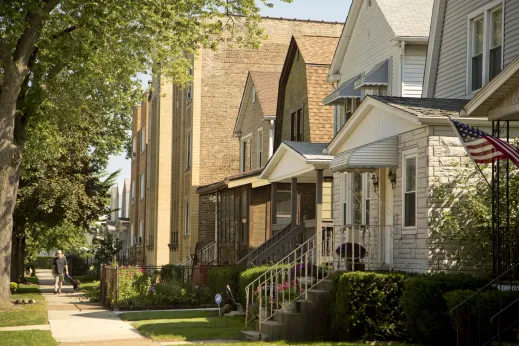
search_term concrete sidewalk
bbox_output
[37,270,158,345]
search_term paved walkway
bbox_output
[37,270,158,345]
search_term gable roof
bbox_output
[250,71,281,116]
[328,0,433,81]
[274,35,338,150]
[294,35,340,65]
[234,70,281,136]
[371,96,468,118]
[377,0,434,38]
[284,141,331,162]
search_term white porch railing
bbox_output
[177,256,193,267]
[244,224,395,334]
[197,242,216,265]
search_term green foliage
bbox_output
[92,232,122,266]
[86,281,101,303]
[445,289,519,346]
[10,282,18,294]
[401,272,489,345]
[238,265,282,305]
[329,272,408,341]
[208,266,242,305]
[160,264,179,284]
[32,257,54,269]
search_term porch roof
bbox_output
[260,141,333,183]
[330,136,398,172]
[323,74,362,105]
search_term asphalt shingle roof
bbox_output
[250,71,281,116]
[377,0,434,38]
[295,35,340,66]
[284,141,332,161]
[371,96,469,118]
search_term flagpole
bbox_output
[447,117,492,190]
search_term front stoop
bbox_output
[240,279,333,342]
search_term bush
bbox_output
[329,271,408,341]
[10,282,18,294]
[114,266,149,308]
[33,256,54,269]
[208,266,242,305]
[67,254,92,276]
[86,281,100,302]
[401,272,489,345]
[445,289,519,346]
[160,264,178,284]
[239,265,289,306]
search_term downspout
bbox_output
[400,40,406,97]
[268,120,274,159]
[215,191,220,265]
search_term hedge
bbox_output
[238,264,290,306]
[208,266,242,306]
[329,271,408,341]
[401,272,489,345]
[445,289,519,346]
[32,256,54,269]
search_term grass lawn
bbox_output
[0,276,48,327]
[0,330,57,346]
[194,343,417,346]
[122,310,243,342]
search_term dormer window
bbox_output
[468,4,503,93]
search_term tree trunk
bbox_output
[9,235,25,284]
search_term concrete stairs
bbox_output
[241,279,333,341]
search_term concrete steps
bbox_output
[241,279,333,341]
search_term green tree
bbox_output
[92,232,122,266]
[0,0,291,298]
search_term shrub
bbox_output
[114,266,148,308]
[33,256,54,269]
[239,265,289,306]
[208,266,242,305]
[401,272,489,345]
[10,282,18,294]
[86,281,100,302]
[160,264,178,284]
[444,289,519,346]
[329,271,408,341]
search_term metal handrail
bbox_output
[236,223,292,266]
[450,262,519,315]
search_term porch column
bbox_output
[270,182,278,232]
[291,178,298,229]
[316,169,324,265]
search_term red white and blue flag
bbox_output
[450,119,519,167]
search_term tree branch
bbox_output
[0,37,13,71]
[51,26,77,40]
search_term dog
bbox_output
[67,275,81,292]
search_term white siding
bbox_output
[338,0,402,96]
[402,46,427,98]
[504,0,519,67]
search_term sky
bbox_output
[107,0,351,186]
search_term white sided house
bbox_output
[325,0,434,137]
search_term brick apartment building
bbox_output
[147,17,343,266]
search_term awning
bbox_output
[323,74,362,105]
[354,59,389,89]
[330,136,398,172]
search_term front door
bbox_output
[383,168,393,266]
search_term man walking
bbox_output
[52,250,68,294]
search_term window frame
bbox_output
[340,172,371,226]
[186,133,191,170]
[132,136,137,160]
[139,219,144,243]
[240,133,252,173]
[184,201,190,236]
[140,173,145,200]
[402,149,418,230]
[131,179,135,203]
[257,128,263,168]
[290,107,304,141]
[141,126,146,153]
[186,67,193,103]
[466,1,504,95]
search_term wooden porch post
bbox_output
[291,178,298,229]
[270,182,277,232]
[316,169,324,265]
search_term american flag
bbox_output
[450,119,519,167]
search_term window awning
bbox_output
[354,59,389,89]
[323,74,362,105]
[330,136,398,172]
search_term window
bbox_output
[252,86,256,103]
[141,126,146,153]
[131,180,135,203]
[341,172,371,225]
[186,67,193,101]
[276,190,291,222]
[130,223,135,245]
[343,98,359,126]
[468,3,503,92]
[140,173,145,200]
[290,108,303,141]
[257,129,263,167]
[186,134,191,169]
[240,135,252,172]
[351,172,363,225]
[132,136,137,160]
[364,175,371,226]
[184,202,190,236]
[403,153,417,228]
[139,220,144,243]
